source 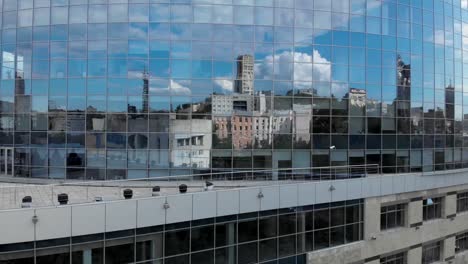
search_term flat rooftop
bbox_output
[0,165,375,210]
[0,178,304,210]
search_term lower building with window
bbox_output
[0,200,363,264]
[2,171,468,264]
[456,231,468,255]
[380,203,406,231]
[421,241,442,264]
[456,192,468,213]
[380,252,407,264]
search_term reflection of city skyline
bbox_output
[0,47,464,178]
[0,51,457,129]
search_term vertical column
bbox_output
[297,213,306,254]
[82,249,92,264]
[8,148,14,176]
[0,149,4,174]
[443,195,457,264]
[149,239,155,261]
[444,192,457,219]
[408,198,423,228]
[364,198,380,239]
[443,237,456,262]
[407,246,422,264]
[227,222,236,264]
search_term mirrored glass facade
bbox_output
[0,0,467,179]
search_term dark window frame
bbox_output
[422,197,443,221]
[422,241,442,264]
[380,251,407,264]
[380,203,406,230]
[456,231,468,254]
[457,192,468,213]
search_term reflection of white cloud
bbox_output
[433,30,454,46]
[366,0,382,12]
[255,50,348,96]
[463,0,468,9]
[171,80,191,95]
[462,23,468,39]
[434,30,444,45]
[310,1,381,39]
[129,9,149,23]
[464,36,468,51]
[254,50,330,83]
[148,87,166,94]
[149,79,191,95]
[128,71,144,79]
[129,25,148,39]
[170,25,191,40]
[311,50,331,82]
[455,20,462,34]
[212,6,233,24]
[331,82,348,98]
[214,79,233,92]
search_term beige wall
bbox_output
[307,184,468,264]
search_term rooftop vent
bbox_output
[152,186,161,197]
[204,181,214,191]
[179,184,188,194]
[21,196,32,208]
[123,189,133,199]
[58,193,68,205]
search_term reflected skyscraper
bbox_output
[142,69,149,114]
[234,55,254,95]
[14,72,25,96]
[348,88,366,109]
[397,54,411,101]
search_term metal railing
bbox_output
[65,163,380,185]
[0,164,379,210]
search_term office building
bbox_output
[2,1,468,264]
